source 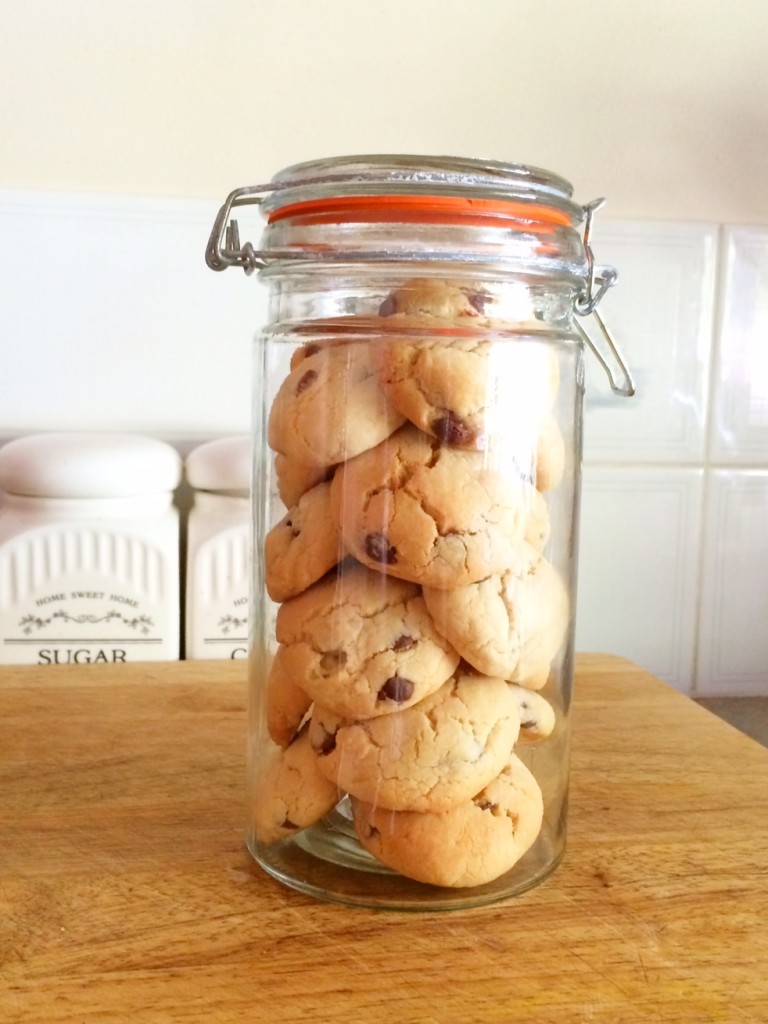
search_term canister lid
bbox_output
[0,433,182,498]
[185,436,251,493]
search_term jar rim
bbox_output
[260,154,583,224]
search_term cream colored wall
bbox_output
[2,0,768,221]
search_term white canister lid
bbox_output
[0,433,182,498]
[185,436,251,493]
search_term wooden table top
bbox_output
[1,654,767,1023]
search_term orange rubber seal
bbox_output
[267,194,573,229]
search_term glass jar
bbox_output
[185,436,251,660]
[206,155,633,909]
[0,432,181,665]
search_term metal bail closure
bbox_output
[574,199,635,398]
[205,186,272,274]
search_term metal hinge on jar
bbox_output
[573,198,635,397]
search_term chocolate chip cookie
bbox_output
[251,726,340,844]
[268,341,405,468]
[265,645,313,748]
[352,754,544,887]
[330,424,532,589]
[265,480,345,602]
[423,545,569,687]
[274,561,459,720]
[511,684,556,742]
[309,669,521,813]
[274,453,333,509]
[378,277,485,321]
[374,332,561,456]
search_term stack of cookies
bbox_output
[254,278,570,889]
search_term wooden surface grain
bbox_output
[1,654,767,1023]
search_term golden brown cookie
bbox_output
[289,342,322,370]
[251,726,340,844]
[373,331,561,456]
[510,684,556,742]
[268,341,405,469]
[274,453,333,509]
[524,486,551,552]
[330,424,532,589]
[512,415,566,493]
[265,645,313,748]
[308,669,521,813]
[374,333,493,449]
[352,754,544,887]
[378,277,485,320]
[422,546,569,688]
[274,561,460,720]
[265,480,345,602]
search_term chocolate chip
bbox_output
[392,634,415,652]
[365,533,397,564]
[284,517,300,538]
[377,675,414,703]
[282,818,300,830]
[378,295,397,317]
[432,411,476,447]
[467,291,488,313]
[520,719,537,731]
[315,730,337,756]
[320,650,347,673]
[296,369,318,395]
[475,799,496,813]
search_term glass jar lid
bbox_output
[205,154,635,397]
[206,154,593,283]
[260,153,582,222]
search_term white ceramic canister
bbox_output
[184,436,250,660]
[0,433,181,665]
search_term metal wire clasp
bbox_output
[574,198,635,397]
[205,186,271,274]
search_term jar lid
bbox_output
[0,433,182,498]
[260,154,582,222]
[185,436,251,493]
[205,155,635,398]
[206,153,593,284]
